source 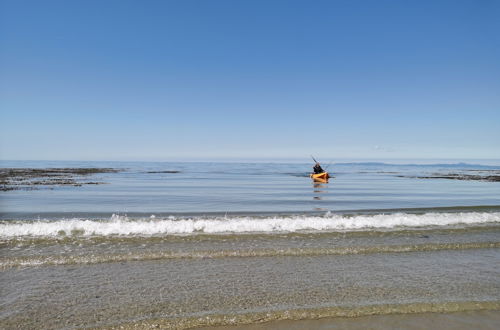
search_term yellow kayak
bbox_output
[310,172,329,181]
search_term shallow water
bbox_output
[2,249,498,328]
[1,160,499,328]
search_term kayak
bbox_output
[310,172,329,181]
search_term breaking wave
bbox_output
[1,212,500,239]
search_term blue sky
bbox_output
[1,0,499,161]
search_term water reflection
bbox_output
[312,182,328,201]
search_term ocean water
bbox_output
[2,160,500,216]
[1,160,500,329]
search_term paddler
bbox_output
[313,162,325,174]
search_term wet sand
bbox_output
[205,310,500,330]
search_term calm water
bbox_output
[1,160,500,329]
[1,160,500,217]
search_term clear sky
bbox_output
[1,0,499,161]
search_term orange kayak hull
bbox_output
[310,172,330,181]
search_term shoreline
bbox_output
[99,301,500,329]
[201,309,500,330]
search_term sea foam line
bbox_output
[1,212,500,238]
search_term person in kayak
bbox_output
[313,162,325,174]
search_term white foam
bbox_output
[1,212,499,238]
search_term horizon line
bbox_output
[2,157,500,166]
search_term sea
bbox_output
[1,160,500,329]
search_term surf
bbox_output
[2,211,500,239]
